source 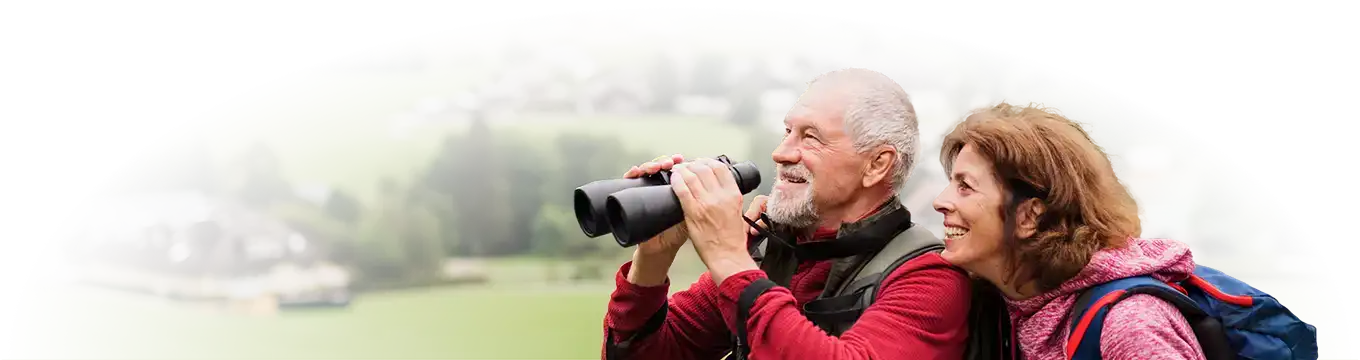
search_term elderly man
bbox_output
[601,69,975,360]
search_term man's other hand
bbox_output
[745,195,769,236]
[671,157,758,285]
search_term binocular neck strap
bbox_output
[743,206,913,262]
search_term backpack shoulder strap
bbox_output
[1065,276,1207,360]
[840,225,944,298]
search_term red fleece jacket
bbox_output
[601,230,973,360]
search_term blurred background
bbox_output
[0,1,1356,359]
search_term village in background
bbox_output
[13,6,1360,358]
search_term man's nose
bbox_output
[771,138,799,164]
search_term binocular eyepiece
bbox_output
[573,155,762,247]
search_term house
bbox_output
[31,190,353,313]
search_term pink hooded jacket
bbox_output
[1005,237,1208,360]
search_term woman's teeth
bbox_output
[944,226,969,239]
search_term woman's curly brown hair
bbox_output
[940,102,1142,292]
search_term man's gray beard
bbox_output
[766,182,819,230]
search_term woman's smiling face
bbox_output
[933,144,1008,272]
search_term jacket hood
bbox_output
[1004,237,1197,352]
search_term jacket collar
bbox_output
[761,196,913,261]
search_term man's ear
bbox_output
[1014,198,1046,239]
[861,145,896,187]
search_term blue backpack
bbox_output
[1066,265,1318,360]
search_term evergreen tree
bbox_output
[319,186,361,225]
[462,109,514,255]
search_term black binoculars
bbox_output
[573,155,762,247]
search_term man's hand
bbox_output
[623,154,691,256]
[623,154,689,287]
[671,158,759,286]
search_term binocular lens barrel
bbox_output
[572,158,762,247]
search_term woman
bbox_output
[932,102,1205,359]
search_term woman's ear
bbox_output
[1014,198,1045,239]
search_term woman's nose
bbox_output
[932,192,952,214]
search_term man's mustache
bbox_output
[777,164,812,181]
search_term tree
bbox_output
[454,110,511,255]
[319,186,361,225]
[548,133,640,206]
[353,214,405,281]
[491,136,549,255]
[648,54,680,112]
[394,193,446,279]
[223,137,292,207]
[418,130,467,254]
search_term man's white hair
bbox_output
[807,68,919,191]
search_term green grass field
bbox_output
[13,270,1360,355]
